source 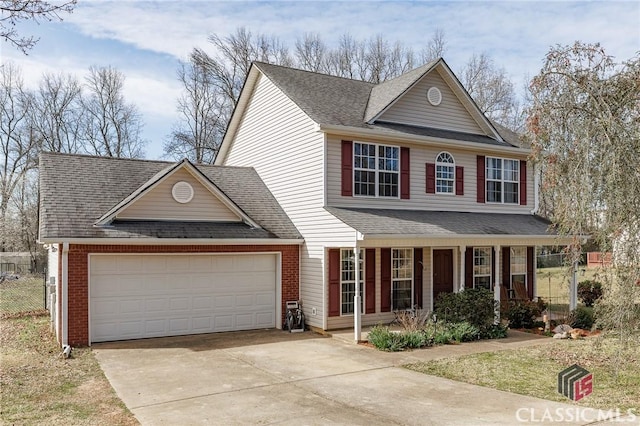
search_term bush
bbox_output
[480,323,509,339]
[505,300,544,329]
[367,325,431,351]
[446,321,480,342]
[434,288,497,330]
[569,306,595,330]
[578,280,603,307]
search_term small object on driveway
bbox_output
[284,300,305,333]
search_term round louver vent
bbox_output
[172,181,194,204]
[427,86,442,106]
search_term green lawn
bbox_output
[0,275,45,315]
[406,337,640,412]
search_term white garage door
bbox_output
[90,253,277,343]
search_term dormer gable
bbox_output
[366,59,503,142]
[94,159,258,227]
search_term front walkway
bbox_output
[93,329,616,425]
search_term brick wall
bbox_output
[66,244,300,346]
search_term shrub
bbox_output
[367,325,431,351]
[446,321,480,342]
[434,288,497,330]
[569,306,595,330]
[577,280,603,307]
[480,323,508,339]
[505,300,543,329]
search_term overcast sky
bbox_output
[3,0,639,160]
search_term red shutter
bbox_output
[477,155,485,203]
[465,247,473,288]
[520,160,527,206]
[341,140,353,197]
[328,249,341,317]
[491,247,496,291]
[365,249,375,314]
[414,248,423,308]
[502,246,511,289]
[380,248,391,312]
[527,247,534,300]
[455,166,464,196]
[425,163,435,194]
[400,147,410,199]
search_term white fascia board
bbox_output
[359,234,571,244]
[215,67,261,165]
[317,123,531,156]
[39,238,304,246]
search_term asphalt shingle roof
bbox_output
[325,207,556,237]
[253,62,521,148]
[39,152,302,241]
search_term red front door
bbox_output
[433,249,454,305]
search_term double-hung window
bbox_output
[340,249,364,315]
[473,247,492,290]
[486,157,519,204]
[392,248,413,310]
[510,247,527,289]
[354,142,399,197]
[436,152,455,194]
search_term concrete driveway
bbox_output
[93,330,609,425]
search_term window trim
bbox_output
[473,247,492,290]
[339,248,364,316]
[391,248,413,310]
[353,141,400,199]
[509,246,527,290]
[485,156,520,204]
[435,151,455,195]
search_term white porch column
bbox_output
[459,246,466,291]
[493,245,501,323]
[569,260,578,310]
[354,246,362,342]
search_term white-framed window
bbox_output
[486,157,519,204]
[473,247,492,290]
[340,249,364,315]
[436,152,455,194]
[392,248,413,310]
[510,246,527,289]
[354,142,399,198]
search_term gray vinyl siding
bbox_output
[224,74,355,330]
[117,169,241,222]
[378,69,484,135]
[326,136,534,214]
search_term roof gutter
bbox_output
[359,233,571,243]
[38,238,304,246]
[316,123,531,155]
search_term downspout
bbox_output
[61,242,69,346]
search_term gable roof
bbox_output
[94,158,256,227]
[38,153,302,242]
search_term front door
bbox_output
[433,249,454,305]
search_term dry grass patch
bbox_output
[0,314,138,425]
[405,338,640,412]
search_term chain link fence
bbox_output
[0,274,47,317]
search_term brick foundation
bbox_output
[65,244,300,346]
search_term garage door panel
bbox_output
[90,254,277,342]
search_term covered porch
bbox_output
[324,208,564,334]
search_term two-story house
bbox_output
[217,59,560,334]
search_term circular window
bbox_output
[427,86,442,106]
[171,181,194,204]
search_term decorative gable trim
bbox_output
[94,159,260,228]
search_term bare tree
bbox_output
[164,59,226,164]
[81,66,146,158]
[527,42,640,347]
[460,52,519,127]
[31,72,83,153]
[0,63,37,251]
[295,33,327,73]
[1,0,76,53]
[420,28,447,63]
